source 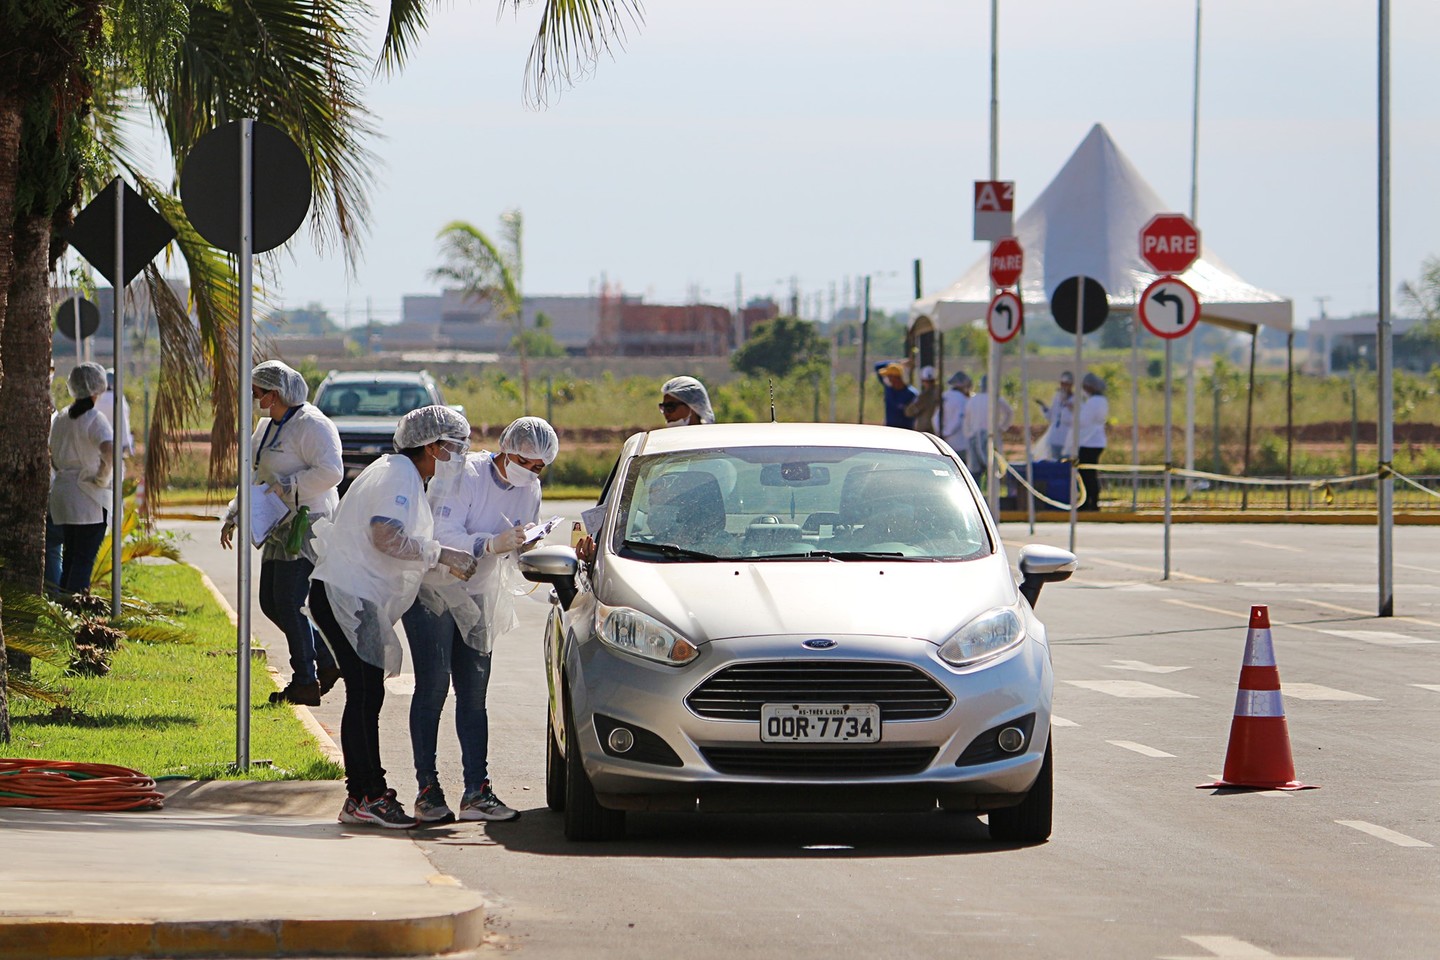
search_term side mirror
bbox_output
[1017,544,1077,609]
[519,544,579,609]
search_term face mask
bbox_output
[663,417,689,428]
[434,453,465,481]
[504,456,541,487]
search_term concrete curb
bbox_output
[998,509,1440,525]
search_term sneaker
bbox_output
[337,795,364,824]
[317,666,343,696]
[345,789,417,829]
[414,784,456,825]
[459,782,520,822]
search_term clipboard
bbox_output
[250,484,290,546]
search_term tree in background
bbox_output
[513,311,566,359]
[732,316,828,379]
[433,210,533,410]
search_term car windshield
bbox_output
[611,446,991,562]
[315,382,431,418]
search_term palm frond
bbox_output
[517,0,645,107]
[433,218,521,316]
[376,0,432,75]
[111,618,191,645]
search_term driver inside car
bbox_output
[642,472,734,555]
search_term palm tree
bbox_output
[433,211,535,412]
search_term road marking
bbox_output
[1107,740,1174,758]
[384,674,416,696]
[1297,598,1440,630]
[1158,934,1351,958]
[1316,628,1435,646]
[1163,600,1334,638]
[1085,555,1217,582]
[1051,715,1079,727]
[1336,820,1433,848]
[1414,684,1440,694]
[1108,659,1190,674]
[1283,683,1377,702]
[1064,680,1197,699]
[1239,539,1304,553]
[1396,560,1440,574]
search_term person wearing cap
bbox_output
[1076,372,1109,511]
[903,365,944,434]
[1036,371,1075,461]
[220,361,344,706]
[961,375,1014,482]
[873,359,919,428]
[45,362,115,594]
[307,405,480,829]
[400,416,561,825]
[659,375,715,426]
[936,371,972,454]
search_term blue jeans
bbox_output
[259,556,335,685]
[401,600,492,795]
[48,511,107,594]
[44,513,64,593]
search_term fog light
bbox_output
[996,726,1026,753]
[607,727,635,753]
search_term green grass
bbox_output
[10,563,343,782]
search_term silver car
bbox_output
[520,422,1075,842]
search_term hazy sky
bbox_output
[138,1,1440,329]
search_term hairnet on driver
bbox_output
[661,376,715,424]
[68,362,108,399]
[1082,372,1107,395]
[498,416,560,464]
[393,404,471,451]
[252,360,309,406]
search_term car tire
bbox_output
[562,685,626,841]
[987,737,1052,843]
[546,714,566,813]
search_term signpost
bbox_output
[1050,276,1109,551]
[55,298,101,354]
[973,181,1015,242]
[1138,214,1201,581]
[987,291,1022,343]
[181,119,312,771]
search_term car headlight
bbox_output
[937,607,1024,667]
[595,603,699,666]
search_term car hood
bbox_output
[599,554,1018,645]
[331,417,400,434]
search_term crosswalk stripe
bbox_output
[1283,683,1378,701]
[1298,597,1440,629]
[1107,740,1174,758]
[1336,820,1433,848]
[1064,680,1196,699]
[1317,629,1435,646]
[1051,715,1079,727]
[1084,555,1216,583]
[1412,684,1440,694]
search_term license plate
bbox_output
[760,703,880,743]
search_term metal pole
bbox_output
[828,332,837,423]
[1163,339,1173,580]
[72,291,81,350]
[1131,311,1140,511]
[857,276,870,423]
[985,0,1001,521]
[1286,332,1294,510]
[1377,0,1394,617]
[1069,280,1084,552]
[1241,331,1257,510]
[236,119,255,769]
[1022,311,1034,533]
[1185,0,1202,495]
[110,180,124,617]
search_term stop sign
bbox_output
[990,237,1023,287]
[1138,213,1200,275]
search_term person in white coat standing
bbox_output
[936,371,972,454]
[961,376,1013,481]
[1036,371,1075,461]
[1076,372,1109,511]
[47,362,115,594]
[308,405,479,828]
[401,416,560,824]
[220,360,344,706]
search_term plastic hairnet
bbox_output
[947,371,971,387]
[68,362,108,399]
[393,404,471,451]
[252,360,309,406]
[498,416,560,464]
[661,376,715,424]
[1082,372,1106,395]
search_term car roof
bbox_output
[319,371,433,387]
[634,421,944,456]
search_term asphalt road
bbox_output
[164,509,1440,960]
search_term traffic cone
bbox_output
[1198,605,1317,791]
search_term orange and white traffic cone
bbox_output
[1199,605,1317,791]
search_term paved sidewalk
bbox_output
[0,780,488,959]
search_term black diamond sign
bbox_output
[67,178,177,287]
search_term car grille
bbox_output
[700,746,937,778]
[686,661,953,722]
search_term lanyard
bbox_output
[255,404,300,470]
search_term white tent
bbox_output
[913,123,1292,333]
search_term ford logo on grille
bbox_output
[802,638,837,650]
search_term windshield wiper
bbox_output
[742,549,912,561]
[619,539,724,562]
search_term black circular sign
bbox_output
[55,298,100,340]
[1050,276,1110,334]
[180,120,312,255]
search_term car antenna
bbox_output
[768,379,776,422]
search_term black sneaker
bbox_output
[337,795,364,824]
[459,782,520,822]
[414,784,456,824]
[350,789,416,829]
[317,666,343,696]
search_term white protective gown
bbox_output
[310,454,441,675]
[226,403,344,560]
[415,452,542,654]
[49,408,115,525]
